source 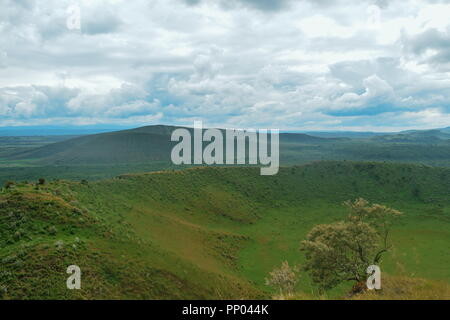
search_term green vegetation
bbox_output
[265,261,299,297]
[3,181,14,190]
[0,136,78,158]
[301,199,401,292]
[0,161,449,299]
[0,125,449,185]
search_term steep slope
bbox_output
[0,181,261,299]
[1,162,449,299]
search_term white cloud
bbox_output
[333,75,395,110]
[0,0,449,130]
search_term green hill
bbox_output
[8,129,174,164]
[1,125,449,186]
[1,161,449,299]
[7,125,331,165]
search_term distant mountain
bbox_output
[8,125,334,165]
[303,128,450,139]
[303,131,387,139]
[8,126,176,164]
[5,125,450,171]
[372,129,450,143]
[279,132,342,143]
[440,127,450,134]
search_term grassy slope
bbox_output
[1,125,449,187]
[1,161,449,299]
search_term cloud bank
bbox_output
[1,0,450,130]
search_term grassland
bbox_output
[1,125,449,185]
[1,161,449,299]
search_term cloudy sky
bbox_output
[1,0,450,131]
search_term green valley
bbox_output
[1,161,449,299]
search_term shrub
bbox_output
[4,181,14,190]
[265,261,300,297]
[55,240,64,249]
[0,285,7,298]
[38,178,46,185]
[48,226,57,236]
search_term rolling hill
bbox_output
[0,125,449,186]
[4,125,450,167]
[7,127,175,164]
[0,161,449,299]
[372,130,450,143]
[441,127,450,134]
[7,125,331,165]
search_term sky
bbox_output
[0,0,450,132]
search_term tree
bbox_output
[344,198,402,264]
[38,178,46,185]
[265,261,299,297]
[300,198,402,291]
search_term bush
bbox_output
[38,178,46,185]
[54,240,64,249]
[48,226,57,236]
[265,261,300,297]
[13,231,23,241]
[4,181,14,189]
